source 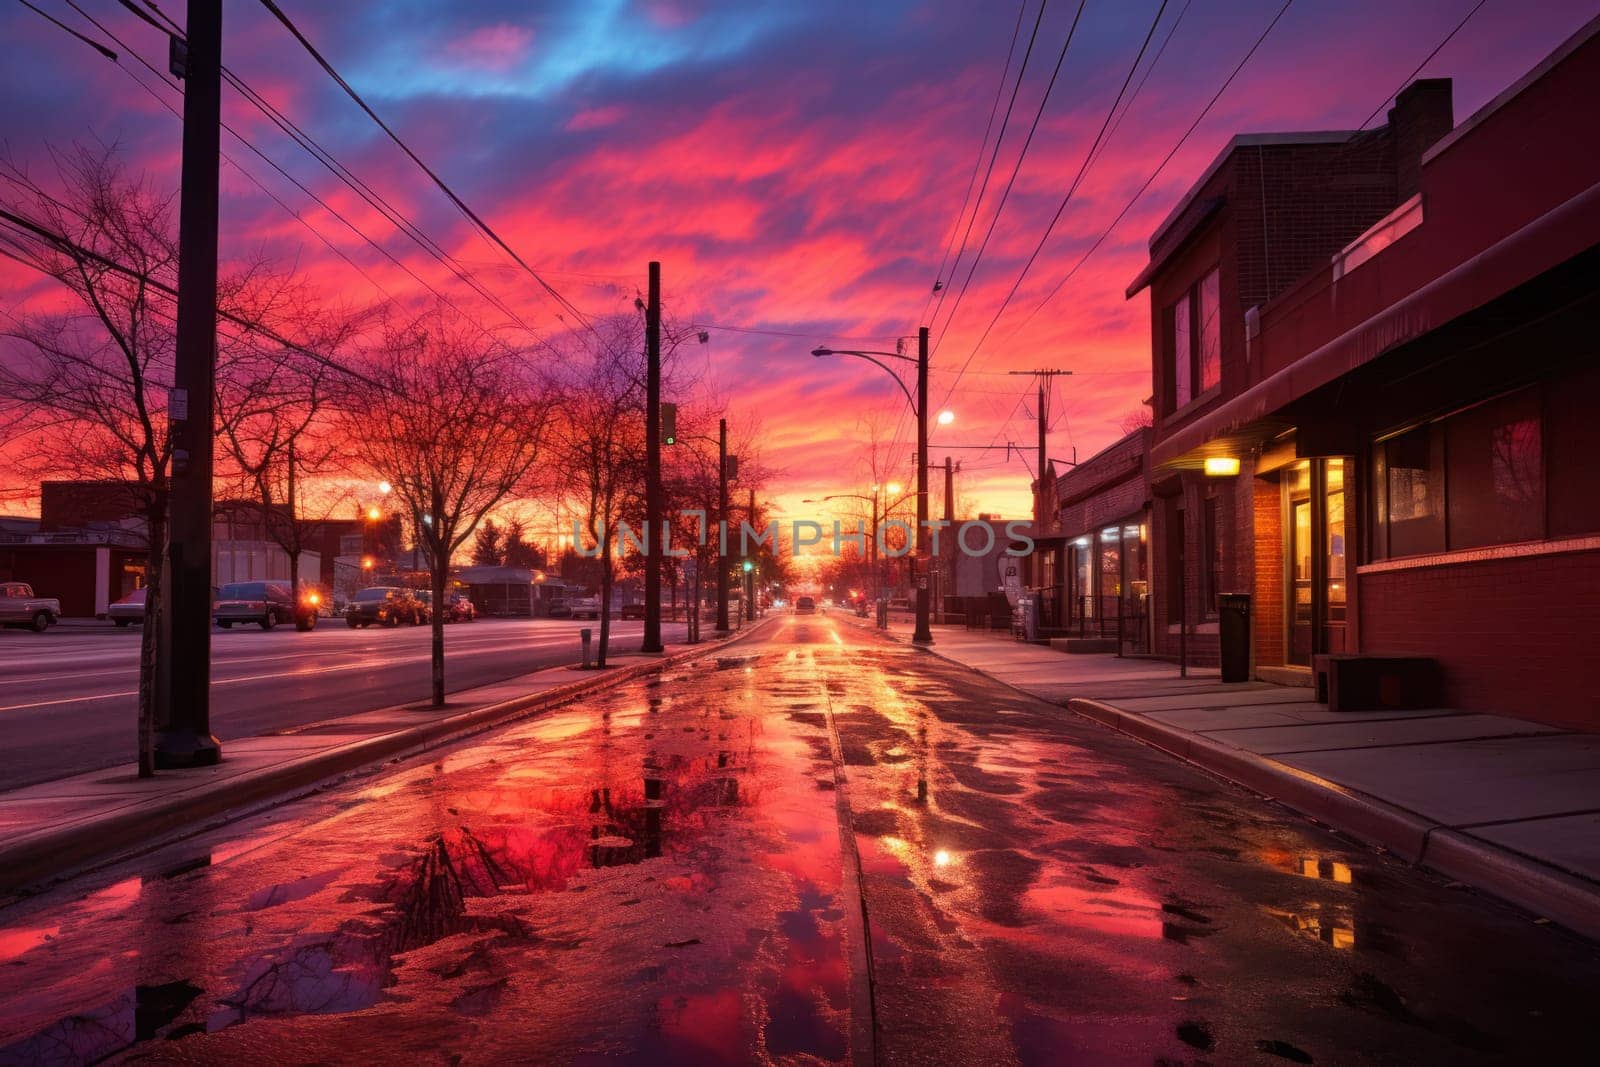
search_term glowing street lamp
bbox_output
[366,505,382,521]
[937,409,955,427]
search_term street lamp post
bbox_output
[811,326,935,644]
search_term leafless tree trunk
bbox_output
[343,307,549,706]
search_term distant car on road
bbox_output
[345,586,422,628]
[0,581,60,632]
[569,596,602,620]
[444,592,476,623]
[214,581,310,631]
[794,595,816,615]
[108,588,147,627]
[620,602,645,620]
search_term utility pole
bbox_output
[716,418,730,633]
[746,487,756,621]
[941,455,954,621]
[913,326,933,645]
[642,261,663,653]
[155,0,223,770]
[1008,368,1072,577]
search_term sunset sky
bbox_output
[2,0,1595,529]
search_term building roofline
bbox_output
[1421,11,1600,169]
[1145,131,1359,253]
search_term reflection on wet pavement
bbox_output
[0,630,856,1065]
[1,615,1598,1064]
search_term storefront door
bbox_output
[1285,458,1350,667]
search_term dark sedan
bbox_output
[345,586,422,628]
[214,581,308,631]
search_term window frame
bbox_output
[1165,266,1222,414]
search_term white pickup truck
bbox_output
[0,581,61,632]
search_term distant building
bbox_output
[1049,428,1152,653]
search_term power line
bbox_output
[110,0,540,334]
[925,0,1052,335]
[16,0,113,57]
[929,0,1089,353]
[45,0,522,331]
[937,0,1169,408]
[256,0,598,336]
[916,0,1027,327]
[0,206,388,392]
[998,0,1298,345]
[1354,0,1491,131]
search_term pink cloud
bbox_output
[445,23,533,72]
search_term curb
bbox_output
[0,618,779,894]
[1067,697,1600,943]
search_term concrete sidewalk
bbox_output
[0,619,774,896]
[863,616,1600,941]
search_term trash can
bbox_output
[1218,593,1250,683]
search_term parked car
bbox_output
[345,586,422,628]
[546,597,572,618]
[569,595,602,620]
[444,592,476,623]
[795,595,816,615]
[0,581,61,632]
[619,602,645,620]
[214,581,311,631]
[108,588,147,627]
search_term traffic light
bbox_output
[661,402,677,445]
[742,560,753,573]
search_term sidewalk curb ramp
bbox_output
[0,618,779,894]
[1067,696,1600,944]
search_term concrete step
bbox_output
[1049,637,1118,654]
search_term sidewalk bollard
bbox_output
[580,627,592,669]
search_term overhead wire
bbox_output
[935,0,1169,410]
[92,0,539,334]
[929,0,1089,354]
[255,0,599,337]
[995,0,1298,345]
[915,0,1028,328]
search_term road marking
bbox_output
[0,629,681,712]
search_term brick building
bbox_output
[1125,82,1453,667]
[1048,428,1152,653]
[1126,17,1600,729]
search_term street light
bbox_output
[804,484,915,630]
[366,505,381,521]
[937,409,955,427]
[377,480,392,495]
[810,327,934,644]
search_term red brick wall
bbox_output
[1252,476,1285,668]
[1359,548,1600,731]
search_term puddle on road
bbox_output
[0,656,855,1064]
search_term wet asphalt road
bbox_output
[0,614,1596,1064]
[0,617,684,791]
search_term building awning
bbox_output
[1152,179,1600,471]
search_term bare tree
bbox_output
[217,300,362,614]
[1,146,178,776]
[552,318,646,667]
[344,307,549,706]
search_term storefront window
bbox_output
[1446,390,1543,550]
[1171,299,1192,408]
[1100,528,1121,615]
[1073,539,1092,620]
[1326,460,1346,624]
[1198,269,1221,393]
